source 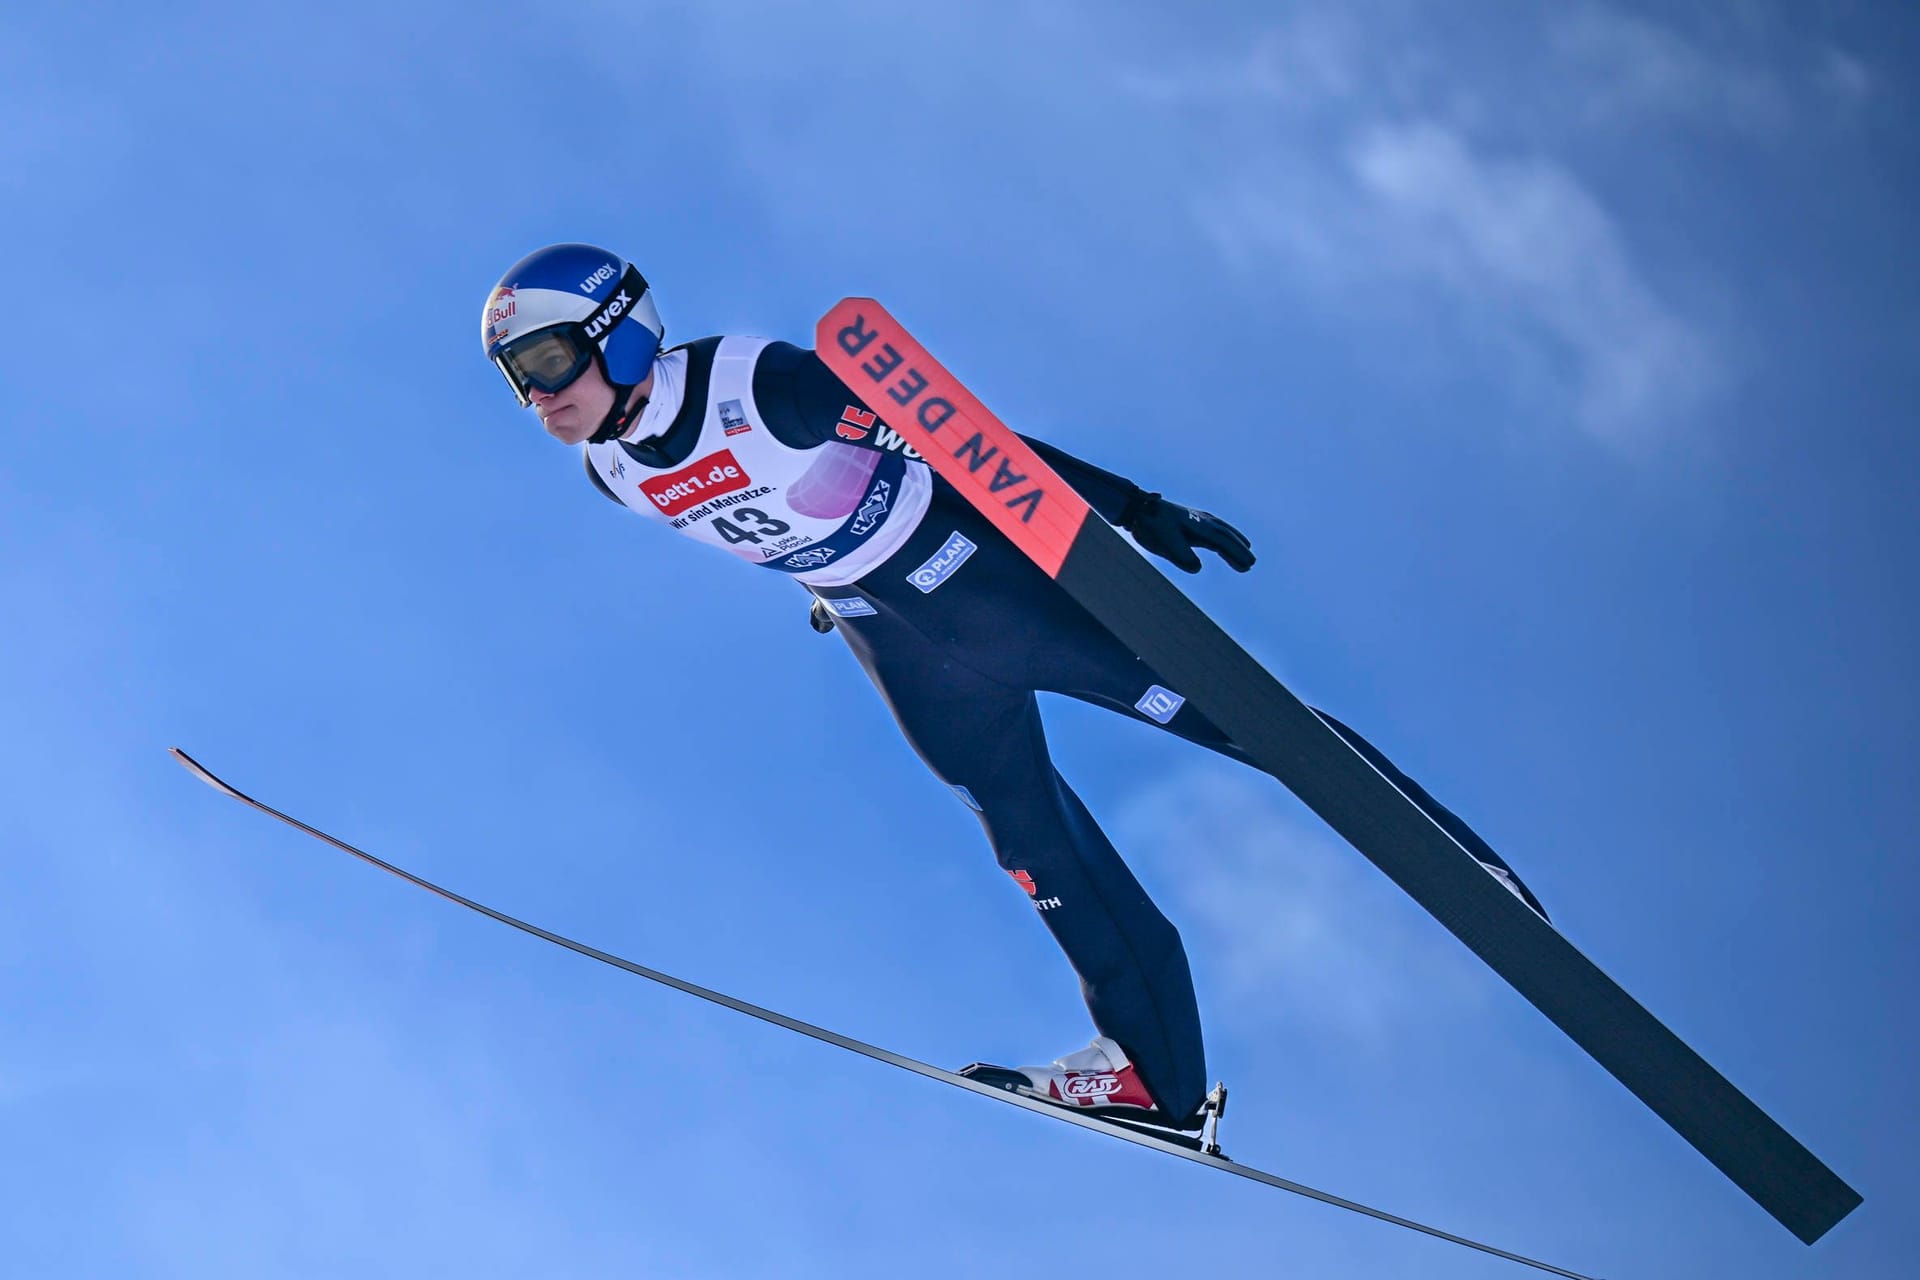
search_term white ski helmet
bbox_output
[482,242,666,441]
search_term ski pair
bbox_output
[813,298,1858,1247]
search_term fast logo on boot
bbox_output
[1062,1074,1124,1100]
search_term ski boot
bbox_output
[960,1037,1230,1155]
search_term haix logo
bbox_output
[783,548,838,569]
[1062,1075,1123,1100]
[908,531,977,593]
[579,263,617,294]
[850,478,891,537]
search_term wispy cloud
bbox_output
[1550,6,1884,127]
[1117,767,1488,1051]
[1105,2,1899,448]
[1192,121,1719,447]
[1816,46,1876,107]
[1546,6,1791,134]
[1346,122,1720,444]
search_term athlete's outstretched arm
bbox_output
[1019,435,1256,575]
[763,342,1255,574]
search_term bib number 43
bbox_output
[711,508,793,545]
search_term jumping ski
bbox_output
[814,298,1861,1246]
[171,746,1598,1280]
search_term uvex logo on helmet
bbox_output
[583,288,633,340]
[483,245,666,432]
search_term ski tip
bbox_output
[815,297,885,333]
[168,747,246,802]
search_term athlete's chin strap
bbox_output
[588,382,651,445]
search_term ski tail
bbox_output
[813,298,1860,1245]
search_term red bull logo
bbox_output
[482,285,517,344]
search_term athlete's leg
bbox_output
[832,616,1208,1120]
[1309,710,1549,919]
[1013,595,1550,918]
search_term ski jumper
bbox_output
[585,336,1544,1123]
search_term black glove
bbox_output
[809,597,837,633]
[1120,491,1256,574]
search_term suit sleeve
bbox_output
[752,341,863,449]
[1015,434,1143,524]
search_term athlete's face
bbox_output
[529,361,658,446]
[529,360,618,446]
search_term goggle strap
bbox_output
[577,264,650,343]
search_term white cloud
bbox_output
[1191,121,1719,447]
[1118,767,1488,1051]
[1345,122,1720,445]
[1114,6,1744,448]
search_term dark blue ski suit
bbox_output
[588,337,1545,1123]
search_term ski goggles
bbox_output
[489,263,651,406]
[492,325,599,406]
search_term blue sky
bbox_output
[2,1,1914,1276]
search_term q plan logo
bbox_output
[908,531,976,593]
[638,450,753,517]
